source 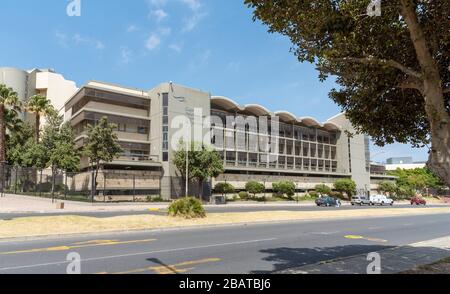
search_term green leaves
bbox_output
[245,181,265,196]
[83,117,123,167]
[173,141,224,189]
[315,184,332,195]
[272,181,296,198]
[245,0,449,147]
[333,179,357,197]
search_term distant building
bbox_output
[385,163,426,171]
[0,67,78,123]
[386,157,413,164]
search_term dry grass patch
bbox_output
[1,207,450,239]
[401,257,450,274]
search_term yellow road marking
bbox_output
[0,239,156,255]
[106,258,222,275]
[345,235,387,243]
[148,208,160,212]
[345,235,364,239]
[72,240,119,245]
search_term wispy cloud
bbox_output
[169,42,183,53]
[126,25,139,33]
[55,31,105,50]
[120,46,133,63]
[180,0,207,32]
[189,49,211,71]
[149,9,168,22]
[145,34,161,50]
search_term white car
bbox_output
[370,195,394,206]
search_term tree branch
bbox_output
[332,56,422,79]
[443,87,450,94]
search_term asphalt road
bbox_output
[0,203,443,219]
[0,212,449,274]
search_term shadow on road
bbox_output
[249,244,450,274]
[146,258,180,274]
[251,245,394,273]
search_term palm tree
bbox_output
[26,94,55,143]
[0,84,21,164]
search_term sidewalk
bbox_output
[278,236,450,274]
[0,194,169,213]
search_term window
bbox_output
[163,152,169,162]
[162,93,169,153]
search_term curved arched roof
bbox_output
[244,104,271,116]
[274,111,297,122]
[211,96,241,111]
[211,96,341,132]
[300,116,322,127]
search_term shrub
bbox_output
[245,181,265,197]
[333,179,357,197]
[315,184,331,195]
[396,186,416,200]
[330,191,345,200]
[308,191,319,198]
[214,182,236,195]
[273,181,296,199]
[168,197,206,219]
[239,191,249,200]
[378,181,397,196]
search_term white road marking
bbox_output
[0,238,277,272]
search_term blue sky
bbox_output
[0,0,428,163]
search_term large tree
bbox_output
[42,112,80,194]
[0,84,21,164]
[245,0,450,185]
[26,94,55,143]
[173,141,224,198]
[83,117,123,198]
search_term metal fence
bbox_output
[0,165,162,203]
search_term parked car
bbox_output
[351,195,371,206]
[411,197,427,206]
[370,195,394,206]
[315,196,339,207]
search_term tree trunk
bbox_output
[198,180,203,200]
[0,104,5,163]
[51,166,56,196]
[35,113,40,143]
[400,0,450,186]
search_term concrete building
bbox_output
[62,80,395,200]
[386,157,414,165]
[1,67,395,200]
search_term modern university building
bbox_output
[1,67,395,200]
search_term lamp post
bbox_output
[185,140,189,198]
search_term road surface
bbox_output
[0,212,449,274]
[0,203,443,219]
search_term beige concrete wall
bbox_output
[213,174,340,190]
[67,170,161,192]
[83,101,149,118]
[35,71,78,114]
[328,113,371,193]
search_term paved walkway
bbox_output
[0,194,169,213]
[278,236,450,274]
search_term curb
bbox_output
[1,211,449,244]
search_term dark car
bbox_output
[411,197,427,206]
[315,196,339,207]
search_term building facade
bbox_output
[0,67,77,121]
[2,67,395,200]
